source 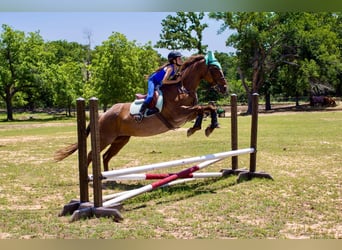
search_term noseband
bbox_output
[207,65,227,93]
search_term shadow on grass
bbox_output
[101,181,144,191]
[101,176,241,212]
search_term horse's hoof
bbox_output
[205,127,214,137]
[187,128,194,137]
[187,127,201,137]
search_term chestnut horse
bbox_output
[54,54,228,171]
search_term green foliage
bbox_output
[155,12,208,54]
[91,32,159,109]
[0,12,341,119]
[209,12,342,111]
[0,25,47,119]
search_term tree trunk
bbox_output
[5,93,14,121]
[68,105,72,117]
[246,92,252,114]
[295,92,300,107]
[265,91,272,110]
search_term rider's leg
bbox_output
[135,102,148,122]
[135,79,154,122]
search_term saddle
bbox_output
[130,84,187,118]
[135,90,160,109]
[130,90,163,118]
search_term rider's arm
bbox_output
[162,66,181,85]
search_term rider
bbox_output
[135,51,183,122]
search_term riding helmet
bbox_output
[168,51,182,62]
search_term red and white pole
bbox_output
[102,158,221,207]
[92,148,254,181]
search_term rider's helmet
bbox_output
[168,51,182,63]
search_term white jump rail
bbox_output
[102,178,198,201]
[101,172,226,181]
[102,158,222,207]
[103,177,210,202]
[90,148,255,181]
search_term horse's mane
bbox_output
[180,55,205,71]
[161,54,205,91]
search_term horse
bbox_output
[54,53,228,171]
[310,95,336,107]
[323,96,336,106]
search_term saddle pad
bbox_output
[130,91,163,117]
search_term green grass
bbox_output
[0,111,341,239]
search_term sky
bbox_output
[0,12,235,57]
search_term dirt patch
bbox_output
[0,122,75,131]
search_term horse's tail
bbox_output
[54,124,91,161]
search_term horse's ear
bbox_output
[205,51,215,64]
[205,51,222,69]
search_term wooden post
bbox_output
[59,98,91,216]
[60,97,122,222]
[89,97,103,207]
[249,93,259,172]
[76,98,89,202]
[231,94,238,170]
[237,93,273,182]
[220,94,249,177]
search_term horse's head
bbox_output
[204,51,228,94]
[179,53,228,94]
[206,64,228,94]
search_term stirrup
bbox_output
[134,113,143,123]
[146,108,159,116]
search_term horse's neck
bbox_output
[181,60,205,92]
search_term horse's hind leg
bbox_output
[102,136,131,171]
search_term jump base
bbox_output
[221,168,273,183]
[236,171,273,183]
[59,199,123,222]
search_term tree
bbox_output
[210,12,342,112]
[91,32,159,110]
[272,13,341,101]
[155,12,208,54]
[0,25,48,120]
[45,40,89,114]
[298,13,341,96]
[210,12,288,112]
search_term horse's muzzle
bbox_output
[214,84,228,94]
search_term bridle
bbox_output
[207,64,227,94]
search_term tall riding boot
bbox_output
[135,102,148,122]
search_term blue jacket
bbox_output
[149,64,176,87]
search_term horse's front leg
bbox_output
[204,109,220,137]
[187,112,204,137]
[186,105,204,137]
[186,104,219,137]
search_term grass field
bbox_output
[0,109,341,239]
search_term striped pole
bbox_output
[103,177,205,202]
[97,172,225,182]
[102,158,221,207]
[94,148,254,181]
